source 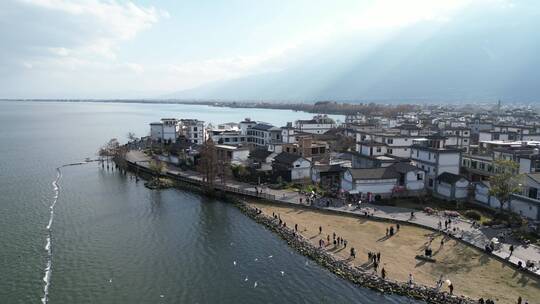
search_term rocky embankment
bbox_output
[235,201,476,304]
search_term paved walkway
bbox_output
[126,151,540,276]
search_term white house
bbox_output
[391,162,425,191]
[341,167,399,196]
[435,172,469,201]
[341,163,425,197]
[180,119,206,145]
[410,135,462,191]
[150,122,164,142]
[215,145,250,165]
[149,118,178,143]
[272,152,311,182]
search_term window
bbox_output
[193,127,198,131]
[194,133,198,138]
[417,173,423,180]
[529,187,538,199]
[387,138,393,144]
[376,147,381,153]
[387,149,393,154]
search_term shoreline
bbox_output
[2,99,401,116]
[234,200,475,304]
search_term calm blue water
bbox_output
[0,100,421,303]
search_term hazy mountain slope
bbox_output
[170,2,540,103]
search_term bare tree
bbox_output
[148,159,165,181]
[127,132,137,142]
[197,138,217,190]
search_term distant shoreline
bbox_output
[0,99,413,116]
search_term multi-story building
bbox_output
[356,128,425,159]
[410,135,462,190]
[180,119,206,145]
[149,118,178,143]
[246,123,282,147]
[442,127,471,153]
[208,130,246,145]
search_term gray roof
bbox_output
[249,149,272,161]
[314,164,344,173]
[347,167,399,180]
[274,152,304,165]
[438,172,467,184]
[389,162,420,174]
[251,123,275,131]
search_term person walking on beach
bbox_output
[518,296,522,304]
[327,235,330,244]
[396,223,400,232]
[319,226,322,234]
[448,282,454,295]
[376,252,381,263]
[350,247,356,259]
[435,275,443,290]
[344,240,347,248]
[381,268,386,279]
[509,244,514,257]
[294,224,298,232]
[408,273,414,286]
[333,232,336,240]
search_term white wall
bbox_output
[405,171,424,190]
[509,195,539,220]
[437,183,452,197]
[455,179,469,199]
[150,124,163,141]
[291,158,311,180]
[353,179,397,194]
[437,153,460,175]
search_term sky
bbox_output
[0,0,538,100]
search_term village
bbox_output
[113,103,540,303]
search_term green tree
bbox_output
[489,159,523,213]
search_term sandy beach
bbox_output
[249,201,540,303]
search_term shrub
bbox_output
[444,210,460,217]
[465,210,481,221]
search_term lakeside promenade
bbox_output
[126,150,540,277]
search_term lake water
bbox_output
[0,100,421,303]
